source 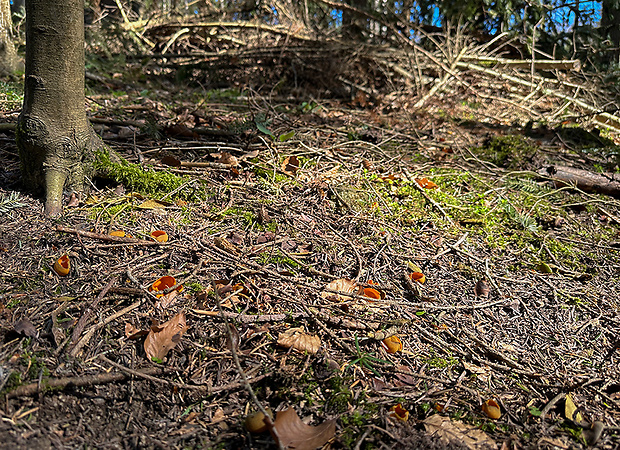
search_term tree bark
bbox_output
[16,0,105,216]
[0,0,18,76]
[601,0,620,64]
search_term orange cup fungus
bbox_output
[381,335,403,353]
[53,254,70,277]
[149,276,183,297]
[151,230,169,243]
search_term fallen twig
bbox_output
[69,299,143,358]
[6,367,164,398]
[56,225,160,246]
[65,277,117,356]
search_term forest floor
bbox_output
[1,36,620,450]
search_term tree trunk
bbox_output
[342,0,368,40]
[0,0,18,76]
[16,0,105,216]
[601,0,620,64]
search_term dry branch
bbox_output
[456,61,620,130]
[539,165,620,198]
[56,225,161,246]
[6,367,164,398]
[461,56,581,71]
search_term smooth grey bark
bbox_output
[16,0,104,216]
[0,0,18,76]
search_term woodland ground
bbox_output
[1,23,620,450]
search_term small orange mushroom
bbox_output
[408,272,426,284]
[151,230,169,243]
[482,399,501,420]
[388,403,409,421]
[53,254,70,277]
[149,276,183,297]
[381,335,403,353]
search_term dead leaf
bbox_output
[228,231,245,245]
[164,124,198,139]
[241,149,260,160]
[474,279,490,299]
[281,155,300,176]
[161,155,182,167]
[225,323,241,351]
[13,318,38,338]
[271,408,336,450]
[66,193,80,207]
[125,322,148,339]
[281,239,298,251]
[462,361,488,375]
[321,278,362,302]
[144,311,189,361]
[256,231,276,244]
[406,261,423,273]
[155,289,180,310]
[277,327,321,354]
[394,366,416,385]
[212,151,238,166]
[423,414,497,450]
[137,199,171,209]
[565,393,587,426]
[214,236,240,255]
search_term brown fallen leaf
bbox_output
[161,155,182,167]
[423,414,496,450]
[13,318,38,338]
[474,279,490,299]
[321,278,362,302]
[125,322,148,340]
[277,327,321,354]
[213,151,239,166]
[66,193,80,207]
[155,289,180,310]
[214,236,240,255]
[144,311,189,361]
[137,199,171,209]
[225,323,241,351]
[271,408,336,450]
[281,155,300,176]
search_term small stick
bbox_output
[6,367,164,398]
[210,275,283,449]
[56,225,160,246]
[66,277,116,355]
[70,299,143,358]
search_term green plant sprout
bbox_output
[345,336,393,377]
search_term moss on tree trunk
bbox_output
[16,0,106,216]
